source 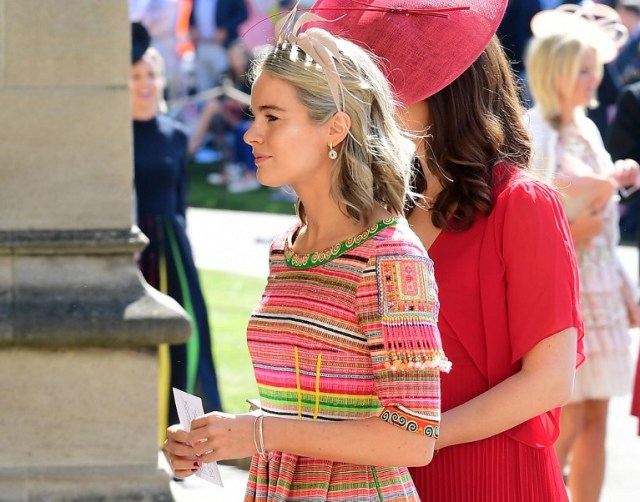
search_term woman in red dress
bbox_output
[312,1,584,500]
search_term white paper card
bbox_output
[172,387,224,486]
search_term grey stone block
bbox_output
[0,89,133,231]
[3,0,129,87]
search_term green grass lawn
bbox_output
[187,161,296,215]
[199,268,265,414]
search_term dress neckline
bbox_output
[284,217,399,269]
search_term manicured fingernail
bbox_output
[193,461,201,467]
[192,467,198,472]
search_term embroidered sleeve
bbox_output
[357,244,450,438]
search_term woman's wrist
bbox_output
[253,414,274,461]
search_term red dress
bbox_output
[633,357,640,434]
[409,164,584,502]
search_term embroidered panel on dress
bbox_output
[376,255,437,322]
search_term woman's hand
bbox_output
[612,158,640,189]
[164,424,201,479]
[187,412,257,463]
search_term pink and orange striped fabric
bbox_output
[244,218,449,501]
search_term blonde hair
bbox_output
[141,47,168,114]
[525,32,602,127]
[249,36,415,225]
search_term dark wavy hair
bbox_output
[408,36,532,231]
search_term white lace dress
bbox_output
[555,120,633,402]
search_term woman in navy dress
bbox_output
[131,23,221,444]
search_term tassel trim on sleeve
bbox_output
[376,254,451,373]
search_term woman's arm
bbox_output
[568,206,604,250]
[554,174,613,248]
[436,327,577,449]
[165,413,435,475]
[260,415,435,466]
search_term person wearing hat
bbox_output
[309,1,584,500]
[525,4,640,500]
[164,6,450,500]
[130,22,223,446]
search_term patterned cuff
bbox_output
[379,406,440,438]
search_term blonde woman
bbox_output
[525,5,640,501]
[163,7,449,501]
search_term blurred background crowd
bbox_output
[128,1,640,498]
[128,0,640,233]
[129,0,314,197]
[500,0,640,245]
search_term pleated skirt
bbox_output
[569,287,632,403]
[409,433,568,502]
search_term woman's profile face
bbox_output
[569,48,601,110]
[130,58,163,113]
[243,72,330,190]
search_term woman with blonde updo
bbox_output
[163,6,449,501]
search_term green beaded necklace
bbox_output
[284,216,399,269]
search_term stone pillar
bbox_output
[0,1,191,500]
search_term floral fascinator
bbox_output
[530,2,628,64]
[273,2,348,112]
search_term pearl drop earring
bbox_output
[329,142,338,160]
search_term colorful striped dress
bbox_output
[244,217,449,501]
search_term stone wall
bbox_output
[0,1,190,500]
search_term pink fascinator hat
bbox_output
[309,0,508,104]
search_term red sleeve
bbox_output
[501,178,584,366]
